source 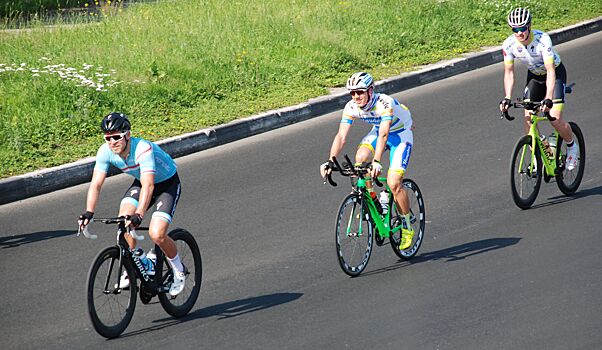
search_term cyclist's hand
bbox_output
[126,213,143,228]
[78,211,94,228]
[370,161,382,178]
[540,98,553,112]
[499,97,511,112]
[320,160,334,178]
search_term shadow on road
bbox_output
[0,230,74,249]
[118,292,303,338]
[531,184,602,209]
[360,237,521,277]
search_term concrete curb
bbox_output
[1,16,601,205]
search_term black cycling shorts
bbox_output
[121,173,181,223]
[523,62,567,104]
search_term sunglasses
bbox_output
[350,90,368,97]
[104,132,128,142]
[512,26,529,33]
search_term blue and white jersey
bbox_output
[341,93,412,133]
[94,137,177,183]
[502,29,561,75]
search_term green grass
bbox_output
[0,0,601,178]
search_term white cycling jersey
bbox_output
[341,93,412,133]
[502,29,561,75]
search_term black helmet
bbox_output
[101,112,131,133]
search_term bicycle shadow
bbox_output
[359,237,521,277]
[118,292,303,338]
[530,185,602,209]
[0,230,74,249]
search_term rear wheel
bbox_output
[389,179,426,260]
[335,194,374,277]
[158,229,202,318]
[87,246,136,339]
[556,122,585,194]
[510,135,542,209]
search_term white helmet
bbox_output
[346,72,373,91]
[507,8,531,28]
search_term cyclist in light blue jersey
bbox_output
[78,112,185,296]
[320,72,415,250]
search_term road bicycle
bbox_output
[324,156,426,277]
[78,217,202,338]
[501,85,585,209]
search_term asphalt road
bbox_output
[1,31,601,349]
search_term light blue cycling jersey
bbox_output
[94,137,177,183]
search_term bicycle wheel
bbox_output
[510,135,542,209]
[335,194,374,277]
[389,179,426,260]
[86,246,137,339]
[555,121,585,195]
[158,228,202,317]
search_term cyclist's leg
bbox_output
[388,131,413,215]
[356,128,378,192]
[548,64,573,143]
[523,72,545,134]
[119,179,144,250]
[147,174,181,259]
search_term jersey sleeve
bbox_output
[135,140,156,175]
[93,144,111,173]
[341,102,355,124]
[539,33,555,64]
[502,37,514,65]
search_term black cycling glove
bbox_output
[128,213,143,228]
[541,98,553,109]
[500,97,511,110]
[78,211,94,225]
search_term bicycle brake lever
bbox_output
[79,226,98,240]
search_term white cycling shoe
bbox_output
[115,271,130,290]
[169,271,186,296]
[566,145,578,171]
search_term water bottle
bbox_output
[134,248,155,276]
[370,191,382,214]
[379,191,390,215]
[548,133,557,157]
[540,134,552,158]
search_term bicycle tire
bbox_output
[389,179,426,260]
[158,228,202,317]
[555,121,585,195]
[510,135,542,209]
[335,193,374,277]
[86,246,137,339]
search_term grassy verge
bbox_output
[1,0,601,178]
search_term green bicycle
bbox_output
[325,156,426,277]
[502,88,585,209]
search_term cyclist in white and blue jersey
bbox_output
[78,112,185,296]
[320,72,415,250]
[499,7,578,170]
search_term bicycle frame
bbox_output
[522,113,561,177]
[351,176,401,239]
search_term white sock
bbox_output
[167,254,184,274]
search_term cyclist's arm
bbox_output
[544,61,556,100]
[85,169,107,213]
[374,120,391,163]
[329,121,352,160]
[503,62,515,99]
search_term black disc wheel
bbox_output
[555,122,585,195]
[389,179,426,260]
[335,194,374,277]
[86,246,136,339]
[158,229,202,318]
[510,135,542,209]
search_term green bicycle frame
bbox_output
[521,113,561,177]
[350,177,402,239]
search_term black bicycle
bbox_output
[78,217,202,338]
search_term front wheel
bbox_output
[510,135,542,209]
[556,121,585,195]
[158,228,202,318]
[389,179,426,260]
[87,246,137,339]
[335,194,374,277]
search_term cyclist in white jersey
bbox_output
[320,72,415,250]
[499,7,578,170]
[78,112,186,296]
